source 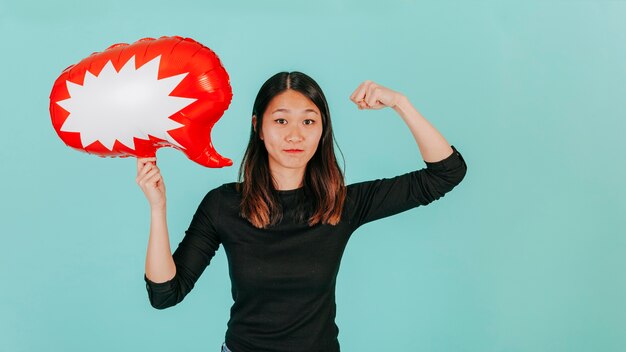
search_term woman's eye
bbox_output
[274,118,315,125]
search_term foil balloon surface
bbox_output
[49,36,233,168]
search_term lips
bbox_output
[284,149,304,153]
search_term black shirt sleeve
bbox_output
[348,145,467,229]
[144,188,222,309]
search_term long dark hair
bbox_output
[236,71,346,229]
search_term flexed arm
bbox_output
[349,80,453,163]
[347,80,467,229]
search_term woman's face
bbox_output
[253,89,323,183]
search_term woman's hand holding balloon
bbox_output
[136,157,166,209]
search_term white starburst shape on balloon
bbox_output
[56,55,196,151]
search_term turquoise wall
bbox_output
[1,0,624,351]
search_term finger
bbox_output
[137,162,154,180]
[350,80,371,104]
[137,157,156,165]
[151,174,163,188]
[349,82,366,102]
[357,80,374,103]
[138,168,160,187]
[145,172,162,189]
[367,86,388,109]
[365,84,381,107]
[142,160,158,173]
[137,164,159,184]
[136,157,157,176]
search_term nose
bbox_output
[286,125,304,142]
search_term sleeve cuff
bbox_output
[424,145,465,171]
[144,273,176,292]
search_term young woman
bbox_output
[137,71,467,352]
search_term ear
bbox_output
[252,115,263,140]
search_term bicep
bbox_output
[349,145,467,229]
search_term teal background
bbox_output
[1,0,624,351]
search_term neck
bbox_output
[271,169,305,191]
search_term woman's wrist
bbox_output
[392,94,420,119]
[150,203,167,214]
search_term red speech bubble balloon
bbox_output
[49,36,233,168]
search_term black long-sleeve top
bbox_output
[144,145,467,352]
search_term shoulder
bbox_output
[203,181,239,195]
[218,181,241,198]
[198,181,241,208]
[343,181,371,208]
[193,182,241,218]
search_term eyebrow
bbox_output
[271,108,319,115]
